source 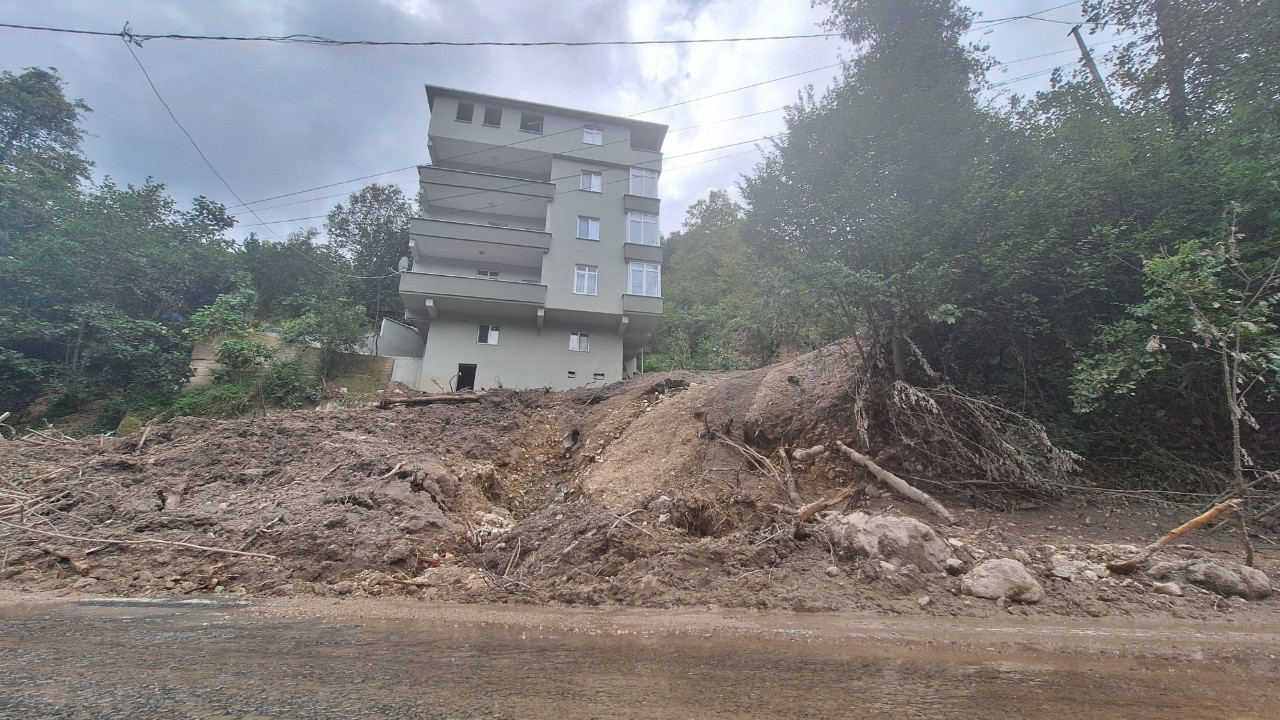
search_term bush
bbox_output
[260,357,321,408]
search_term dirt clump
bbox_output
[1,342,1276,621]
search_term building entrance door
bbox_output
[456,364,477,391]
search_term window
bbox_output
[629,167,658,197]
[567,371,577,379]
[455,101,474,123]
[519,112,544,133]
[579,170,602,192]
[629,262,661,297]
[626,212,659,246]
[583,125,604,145]
[482,106,502,127]
[593,372,605,380]
[574,264,598,295]
[569,331,590,352]
[576,216,601,240]
[478,324,499,345]
[477,269,500,280]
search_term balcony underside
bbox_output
[411,218,550,268]
[419,165,553,220]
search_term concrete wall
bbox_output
[418,317,622,391]
[541,156,638,314]
[373,318,425,358]
[390,356,423,386]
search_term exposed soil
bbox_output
[2,342,1276,621]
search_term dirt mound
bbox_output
[2,344,1276,620]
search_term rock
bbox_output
[944,558,965,576]
[1186,560,1272,600]
[961,559,1046,604]
[825,511,952,572]
[1148,560,1188,580]
[824,566,841,578]
[918,596,932,608]
[1152,581,1183,597]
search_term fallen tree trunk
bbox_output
[1107,499,1242,574]
[376,392,485,409]
[833,440,956,525]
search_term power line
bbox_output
[121,36,277,240]
[235,135,775,228]
[230,62,841,213]
[122,34,395,279]
[232,31,1118,222]
[0,21,840,47]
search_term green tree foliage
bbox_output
[742,0,1010,380]
[658,0,1279,489]
[282,295,369,377]
[649,190,777,370]
[324,183,411,320]
[240,228,347,320]
[0,67,389,423]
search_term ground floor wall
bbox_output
[418,317,624,391]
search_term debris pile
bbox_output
[1,342,1275,618]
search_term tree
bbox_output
[324,183,411,320]
[1073,209,1280,500]
[742,0,1004,379]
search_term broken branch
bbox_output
[1107,499,1242,574]
[833,440,956,525]
[0,518,280,560]
[796,484,864,522]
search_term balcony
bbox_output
[623,194,661,214]
[412,218,550,250]
[419,165,554,221]
[400,272,546,305]
[622,294,663,315]
[623,242,663,263]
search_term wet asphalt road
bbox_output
[2,595,1278,719]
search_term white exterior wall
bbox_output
[418,318,623,391]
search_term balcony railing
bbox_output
[400,272,547,305]
[411,217,551,250]
[622,294,663,315]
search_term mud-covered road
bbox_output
[1,593,1277,719]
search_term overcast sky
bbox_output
[0,1,1114,242]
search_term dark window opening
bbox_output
[455,101,474,123]
[631,126,662,152]
[457,364,477,391]
[483,106,503,127]
[593,372,606,380]
[567,371,576,379]
[519,112,544,133]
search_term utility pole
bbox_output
[1069,24,1116,111]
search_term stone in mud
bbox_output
[1186,560,1272,600]
[961,558,1045,604]
[825,511,952,572]
[1152,581,1183,597]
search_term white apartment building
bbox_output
[374,85,667,391]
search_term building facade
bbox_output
[384,85,667,391]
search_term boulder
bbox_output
[961,558,1046,603]
[825,511,952,572]
[1186,560,1273,600]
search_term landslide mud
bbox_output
[2,344,1277,621]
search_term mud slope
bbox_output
[2,343,1276,620]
